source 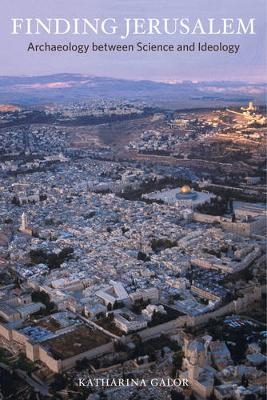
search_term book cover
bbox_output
[0,1,266,399]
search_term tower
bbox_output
[20,212,30,233]
[187,340,206,380]
[247,101,256,112]
[19,212,32,235]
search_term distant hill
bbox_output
[0,74,266,108]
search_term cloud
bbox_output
[14,81,74,90]
[198,85,266,94]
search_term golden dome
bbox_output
[180,185,191,194]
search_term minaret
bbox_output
[20,212,28,232]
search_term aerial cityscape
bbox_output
[0,73,266,400]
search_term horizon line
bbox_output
[0,72,266,85]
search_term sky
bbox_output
[0,0,266,82]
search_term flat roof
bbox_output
[42,324,110,360]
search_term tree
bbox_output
[151,238,177,253]
[241,374,249,388]
[170,390,185,400]
[11,196,20,206]
[15,353,35,373]
[243,395,256,400]
[96,312,105,320]
[39,194,47,201]
[113,300,124,309]
[99,391,108,400]
[114,341,127,352]
[137,251,150,262]
[29,247,74,269]
[51,373,68,391]
[148,350,157,362]
[132,298,150,314]
[122,226,129,234]
[190,394,197,400]
[260,341,266,354]
[171,367,177,378]
[29,249,47,264]
[107,303,112,311]
[132,334,142,351]
[76,357,90,371]
[32,290,50,305]
[31,290,56,313]
[59,247,74,260]
[47,253,61,269]
[172,350,184,370]
[108,312,114,321]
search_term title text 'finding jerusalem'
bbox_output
[11,17,256,39]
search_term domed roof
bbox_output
[180,185,191,194]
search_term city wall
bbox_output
[221,221,252,236]
[0,323,11,340]
[193,212,221,224]
[124,316,190,343]
[193,212,266,237]
[11,329,28,345]
[0,286,263,372]
[24,338,114,372]
[60,341,114,371]
[38,345,61,372]
[188,285,262,328]
[25,341,40,361]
